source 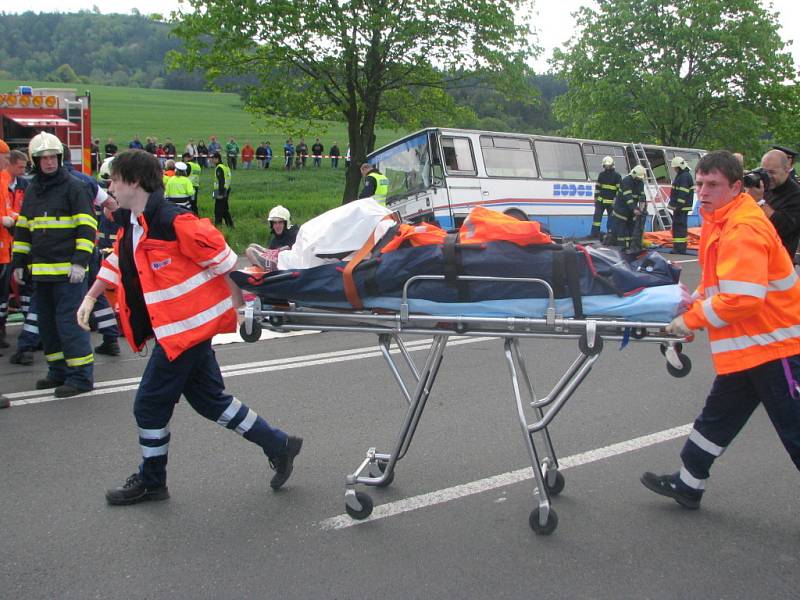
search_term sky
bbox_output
[8,0,800,73]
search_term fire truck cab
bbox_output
[0,86,92,174]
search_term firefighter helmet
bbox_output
[98,157,114,180]
[671,156,687,169]
[268,205,291,227]
[631,165,646,180]
[602,156,615,167]
[29,132,63,158]
[175,161,188,172]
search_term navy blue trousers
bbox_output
[0,264,10,328]
[36,280,93,389]
[678,356,800,494]
[15,282,39,352]
[134,339,288,488]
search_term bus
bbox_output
[367,127,706,237]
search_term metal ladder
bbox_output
[65,99,84,170]
[631,143,672,231]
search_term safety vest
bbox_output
[165,175,194,202]
[97,202,238,361]
[683,192,800,374]
[187,161,201,189]
[214,164,232,193]
[0,171,20,263]
[367,172,389,204]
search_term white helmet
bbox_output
[268,205,291,227]
[602,156,614,167]
[98,157,114,180]
[671,156,687,169]
[631,165,646,180]
[29,132,63,158]
[175,161,188,172]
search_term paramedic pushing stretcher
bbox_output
[642,151,800,509]
[79,150,302,505]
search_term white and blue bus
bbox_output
[367,127,705,237]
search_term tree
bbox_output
[169,0,537,202]
[552,0,798,158]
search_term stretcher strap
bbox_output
[343,214,400,309]
[443,233,469,302]
[563,244,584,319]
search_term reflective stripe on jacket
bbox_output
[683,192,800,374]
[669,168,694,212]
[97,193,237,360]
[594,169,622,204]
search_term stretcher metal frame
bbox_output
[238,274,691,535]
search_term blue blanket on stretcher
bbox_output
[232,241,685,322]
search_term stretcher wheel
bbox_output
[666,353,692,378]
[345,492,374,520]
[545,471,565,496]
[659,341,683,356]
[374,460,394,488]
[630,327,647,339]
[578,333,603,356]
[239,320,262,343]
[529,507,558,535]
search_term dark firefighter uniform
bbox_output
[669,167,694,254]
[611,174,645,250]
[592,168,622,237]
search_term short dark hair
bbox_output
[9,149,27,163]
[695,150,743,185]
[110,149,164,193]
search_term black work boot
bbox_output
[9,350,34,366]
[106,473,170,506]
[35,378,63,390]
[54,383,93,398]
[94,337,121,356]
[640,471,702,509]
[269,436,303,490]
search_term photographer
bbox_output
[744,149,800,260]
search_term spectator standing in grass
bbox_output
[129,136,143,150]
[242,143,255,170]
[145,137,157,155]
[185,139,198,161]
[226,138,240,171]
[90,139,100,173]
[256,143,267,169]
[330,142,340,169]
[264,142,273,169]
[284,138,294,171]
[104,138,118,160]
[207,136,221,157]
[311,138,324,168]
[297,138,308,169]
[197,139,209,167]
[163,138,177,161]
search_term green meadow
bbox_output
[1,80,409,252]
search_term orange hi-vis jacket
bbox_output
[97,195,238,361]
[0,171,20,264]
[683,192,800,374]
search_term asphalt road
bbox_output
[1,256,799,599]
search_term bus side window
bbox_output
[441,136,476,175]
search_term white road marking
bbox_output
[318,423,693,531]
[4,337,489,406]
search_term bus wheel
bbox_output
[504,209,528,221]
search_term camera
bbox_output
[743,167,770,191]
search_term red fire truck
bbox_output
[0,86,92,174]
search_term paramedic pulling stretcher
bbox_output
[233,203,693,534]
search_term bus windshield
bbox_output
[371,132,432,199]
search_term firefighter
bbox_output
[210,152,233,227]
[609,165,646,250]
[78,150,302,504]
[164,161,194,211]
[358,163,389,205]
[668,156,694,254]
[11,133,96,398]
[591,156,622,239]
[182,152,201,215]
[642,151,800,509]
[0,139,16,355]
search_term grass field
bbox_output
[2,79,410,251]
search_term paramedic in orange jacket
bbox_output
[78,150,302,505]
[641,151,800,509]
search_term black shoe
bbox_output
[0,396,10,409]
[35,378,63,390]
[269,436,303,490]
[9,351,34,366]
[54,384,93,398]
[106,473,170,506]
[640,471,701,509]
[95,339,121,356]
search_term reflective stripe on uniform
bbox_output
[75,238,95,253]
[718,279,767,299]
[66,354,94,367]
[143,269,216,304]
[46,351,65,362]
[216,398,242,427]
[688,429,726,457]
[679,466,706,490]
[141,443,169,458]
[710,324,800,354]
[769,271,798,291]
[139,426,170,440]
[12,240,31,254]
[153,296,233,339]
[31,263,72,276]
[235,409,257,435]
[97,266,119,285]
[702,298,728,329]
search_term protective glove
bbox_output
[13,267,26,285]
[666,314,692,337]
[1,215,14,228]
[76,295,97,331]
[69,264,86,284]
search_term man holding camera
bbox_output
[745,149,800,261]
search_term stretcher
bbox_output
[236,272,692,535]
